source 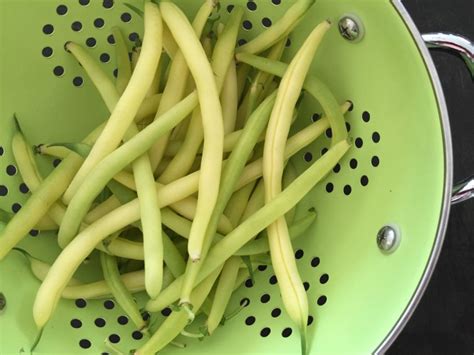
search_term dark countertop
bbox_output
[390,0,474,353]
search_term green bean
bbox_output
[86,196,122,224]
[34,216,58,231]
[160,2,227,262]
[132,148,163,298]
[170,197,233,235]
[178,91,277,307]
[162,231,186,278]
[35,144,70,159]
[136,266,222,354]
[146,139,350,312]
[236,52,347,145]
[221,59,238,134]
[158,7,243,185]
[206,256,241,334]
[162,23,178,58]
[263,22,330,354]
[241,179,265,222]
[237,0,315,54]
[149,0,216,170]
[236,63,251,103]
[58,93,197,247]
[112,27,132,94]
[100,252,147,330]
[28,256,83,287]
[64,2,163,202]
[283,161,299,224]
[224,183,256,227]
[11,120,66,228]
[51,107,343,270]
[131,46,141,70]
[147,55,162,98]
[236,39,287,129]
[235,209,317,256]
[161,207,192,239]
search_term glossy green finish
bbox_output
[0,0,446,353]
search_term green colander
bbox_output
[1,0,473,353]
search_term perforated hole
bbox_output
[103,0,114,9]
[129,32,139,42]
[73,76,84,87]
[42,47,53,58]
[245,316,256,325]
[272,0,281,4]
[311,257,320,267]
[304,152,313,162]
[262,17,272,28]
[121,12,132,23]
[260,327,271,337]
[161,307,172,317]
[79,0,90,5]
[53,159,62,167]
[269,275,277,285]
[238,39,247,47]
[56,4,68,15]
[245,278,254,288]
[362,111,370,122]
[53,66,65,77]
[320,274,329,284]
[286,38,292,47]
[257,265,267,272]
[108,334,120,344]
[100,53,111,63]
[84,37,97,48]
[79,339,91,349]
[94,317,106,327]
[260,294,270,303]
[29,230,39,237]
[325,183,334,193]
[6,165,17,176]
[371,156,380,167]
[349,159,358,169]
[43,24,54,35]
[70,319,82,328]
[361,175,369,186]
[282,327,293,338]
[226,4,234,13]
[333,164,341,173]
[243,20,253,30]
[71,21,83,32]
[307,315,314,326]
[19,183,29,194]
[75,298,87,308]
[247,1,257,11]
[303,282,310,291]
[355,137,363,148]
[103,299,115,309]
[317,295,327,306]
[372,132,381,143]
[132,331,143,340]
[117,315,128,325]
[0,186,7,196]
[343,185,352,196]
[107,34,115,44]
[311,113,321,122]
[271,308,281,318]
[11,203,21,213]
[94,18,105,29]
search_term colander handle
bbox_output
[423,32,474,78]
[422,33,474,205]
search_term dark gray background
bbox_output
[389,0,474,353]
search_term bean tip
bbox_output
[64,41,72,53]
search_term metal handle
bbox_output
[422,32,474,204]
[423,32,474,78]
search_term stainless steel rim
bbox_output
[374,1,454,353]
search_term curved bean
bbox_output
[206,256,241,334]
[236,52,347,145]
[236,0,315,54]
[149,0,216,170]
[100,252,147,330]
[64,2,163,202]
[146,139,350,312]
[178,91,277,307]
[58,93,197,246]
[112,27,132,94]
[235,209,317,256]
[221,60,238,134]
[161,1,226,261]
[136,266,222,354]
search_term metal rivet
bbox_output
[377,225,400,253]
[338,15,364,42]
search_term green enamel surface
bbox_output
[0,0,446,353]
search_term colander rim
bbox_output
[375,0,453,353]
